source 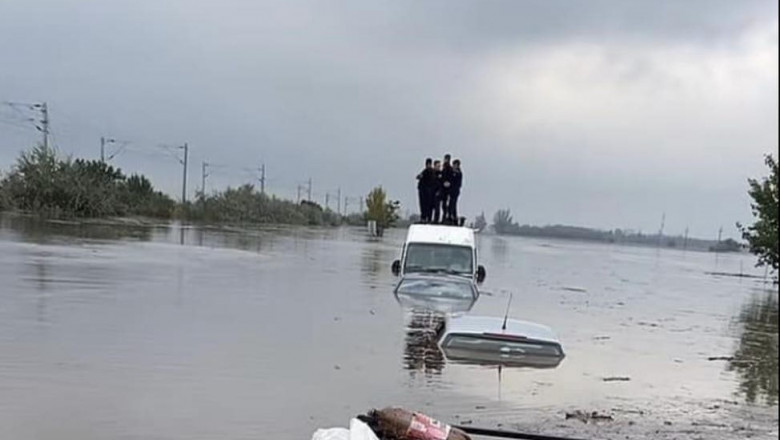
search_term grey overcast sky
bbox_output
[0,0,777,237]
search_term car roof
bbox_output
[405,225,476,247]
[443,315,560,344]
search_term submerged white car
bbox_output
[393,274,478,314]
[437,315,565,368]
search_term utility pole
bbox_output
[307,178,312,202]
[337,188,341,214]
[297,185,303,203]
[258,163,266,194]
[201,161,209,196]
[180,143,189,204]
[325,193,330,209]
[657,212,666,248]
[715,225,724,266]
[359,196,364,212]
[100,136,116,162]
[39,102,49,150]
[344,197,349,215]
[3,101,49,148]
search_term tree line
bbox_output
[489,154,777,274]
[0,145,401,228]
[0,145,175,218]
[490,209,725,251]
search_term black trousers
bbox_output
[441,192,450,222]
[448,191,459,223]
[432,193,442,224]
[418,189,433,222]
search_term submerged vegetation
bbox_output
[0,146,380,228]
[0,146,175,218]
[190,184,343,226]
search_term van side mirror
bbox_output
[476,265,486,283]
[391,260,401,276]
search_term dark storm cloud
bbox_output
[0,0,777,236]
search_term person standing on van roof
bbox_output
[416,158,436,223]
[448,159,463,225]
[440,154,454,224]
[432,160,443,224]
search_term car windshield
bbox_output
[404,243,473,276]
[396,277,476,300]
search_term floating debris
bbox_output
[603,376,631,382]
[560,286,588,293]
[565,410,614,423]
[707,356,734,361]
[705,271,765,279]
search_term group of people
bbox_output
[416,154,463,225]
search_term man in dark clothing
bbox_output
[440,154,454,224]
[432,160,443,224]
[448,159,463,225]
[416,158,435,223]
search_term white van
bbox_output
[391,225,486,283]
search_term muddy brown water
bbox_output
[0,214,777,439]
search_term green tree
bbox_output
[187,184,341,226]
[738,155,778,272]
[365,186,399,233]
[0,145,174,218]
[493,209,515,235]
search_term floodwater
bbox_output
[0,213,777,440]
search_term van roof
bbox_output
[406,225,475,247]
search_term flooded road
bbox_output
[0,214,777,440]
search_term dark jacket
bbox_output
[432,169,444,198]
[440,163,454,193]
[451,169,463,194]
[417,168,437,191]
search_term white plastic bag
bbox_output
[310,418,379,440]
[349,418,380,440]
[311,427,349,440]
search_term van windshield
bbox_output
[404,243,473,276]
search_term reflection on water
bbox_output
[361,246,387,286]
[181,224,271,252]
[403,310,445,375]
[361,247,383,275]
[729,290,779,405]
[490,236,508,260]
[32,255,49,323]
[0,213,157,243]
[397,283,478,376]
